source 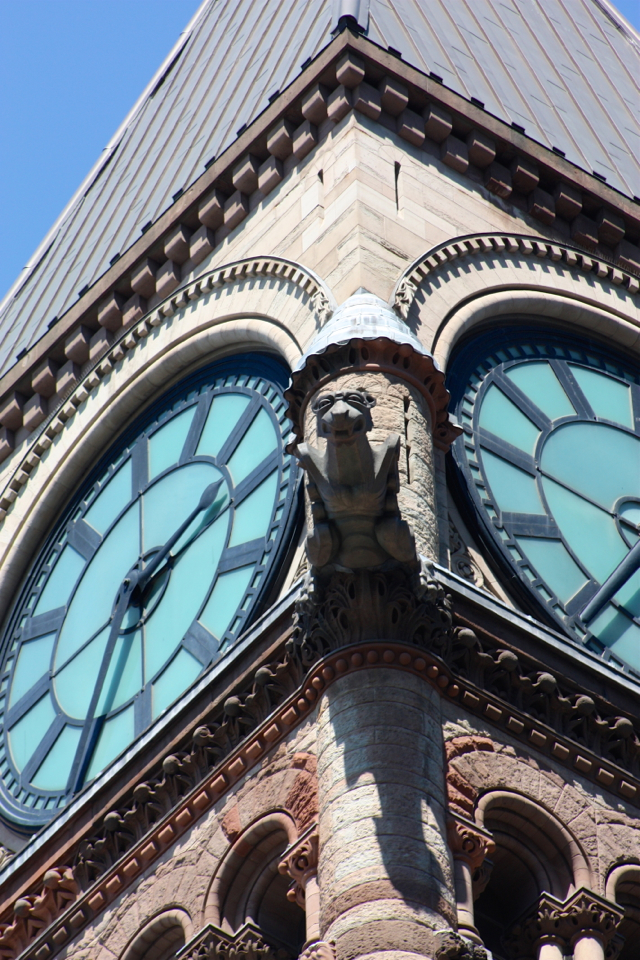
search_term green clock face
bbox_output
[450,330,640,676]
[0,355,298,827]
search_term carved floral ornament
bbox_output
[278,826,319,909]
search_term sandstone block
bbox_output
[89,328,113,362]
[554,182,582,219]
[424,103,452,142]
[327,85,353,123]
[163,223,192,263]
[571,213,598,248]
[353,82,382,120]
[467,130,496,168]
[189,224,216,264]
[597,208,625,246]
[56,360,81,395]
[302,83,330,123]
[232,154,260,194]
[441,135,469,174]
[258,155,283,194]
[511,156,539,192]
[379,76,408,115]
[528,187,555,225]
[616,238,640,273]
[292,120,318,160]
[198,188,226,229]
[130,257,159,298]
[0,427,14,462]
[336,51,365,88]
[97,291,125,332]
[267,117,296,159]
[0,391,25,430]
[65,325,92,363]
[155,259,181,298]
[224,191,249,230]
[23,393,48,431]
[396,108,424,147]
[122,293,147,326]
[484,160,512,198]
[31,358,59,398]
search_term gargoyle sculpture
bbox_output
[294,389,417,571]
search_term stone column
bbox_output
[446,814,494,944]
[278,826,322,947]
[316,666,456,960]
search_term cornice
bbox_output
[3,568,640,959]
[2,30,639,462]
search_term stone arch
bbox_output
[120,908,193,960]
[0,256,333,617]
[606,864,640,960]
[390,233,640,371]
[204,810,305,953]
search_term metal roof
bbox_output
[0,0,638,379]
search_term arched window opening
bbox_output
[607,866,640,960]
[473,793,589,957]
[121,909,192,960]
[206,812,306,956]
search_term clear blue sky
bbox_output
[1,0,639,303]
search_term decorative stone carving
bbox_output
[294,389,417,571]
[446,814,495,872]
[445,737,496,818]
[448,516,486,590]
[180,922,287,960]
[435,930,489,960]
[278,828,319,909]
[297,941,335,960]
[503,889,625,960]
[0,866,78,959]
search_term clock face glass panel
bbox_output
[0,355,298,826]
[450,329,640,675]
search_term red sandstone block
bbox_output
[267,117,296,159]
[97,291,125,332]
[232,154,260,194]
[158,824,175,845]
[198,189,226,229]
[554,182,582,219]
[130,257,159,298]
[528,187,555,226]
[440,135,468,174]
[336,51,365,88]
[23,393,47,431]
[258,156,283,195]
[292,120,318,160]
[327,85,353,123]
[423,103,452,142]
[302,83,329,123]
[396,108,424,147]
[467,130,496,168]
[352,82,381,120]
[511,156,539,192]
[616,239,640,273]
[189,224,216,264]
[65,325,92,363]
[571,213,598,248]
[174,807,193,828]
[0,392,25,430]
[379,76,408,116]
[105,875,122,896]
[484,161,512,198]
[32,358,59,398]
[597,208,625,246]
[156,259,181,298]
[122,293,147,326]
[164,223,192,263]
[224,191,249,230]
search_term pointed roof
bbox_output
[0,0,638,379]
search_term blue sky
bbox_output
[1,0,639,303]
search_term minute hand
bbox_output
[581,539,640,624]
[137,479,223,592]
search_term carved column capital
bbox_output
[504,889,625,960]
[278,826,319,909]
[446,813,495,871]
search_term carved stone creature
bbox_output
[294,390,417,571]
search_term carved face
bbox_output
[311,390,376,441]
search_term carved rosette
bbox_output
[446,814,495,871]
[503,889,625,960]
[278,829,319,909]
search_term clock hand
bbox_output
[580,539,640,624]
[136,479,223,592]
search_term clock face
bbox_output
[0,355,298,827]
[450,329,640,675]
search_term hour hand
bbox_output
[580,539,640,624]
[136,479,223,592]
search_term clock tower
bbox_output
[0,2,639,959]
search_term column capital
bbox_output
[278,825,319,909]
[446,813,495,871]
